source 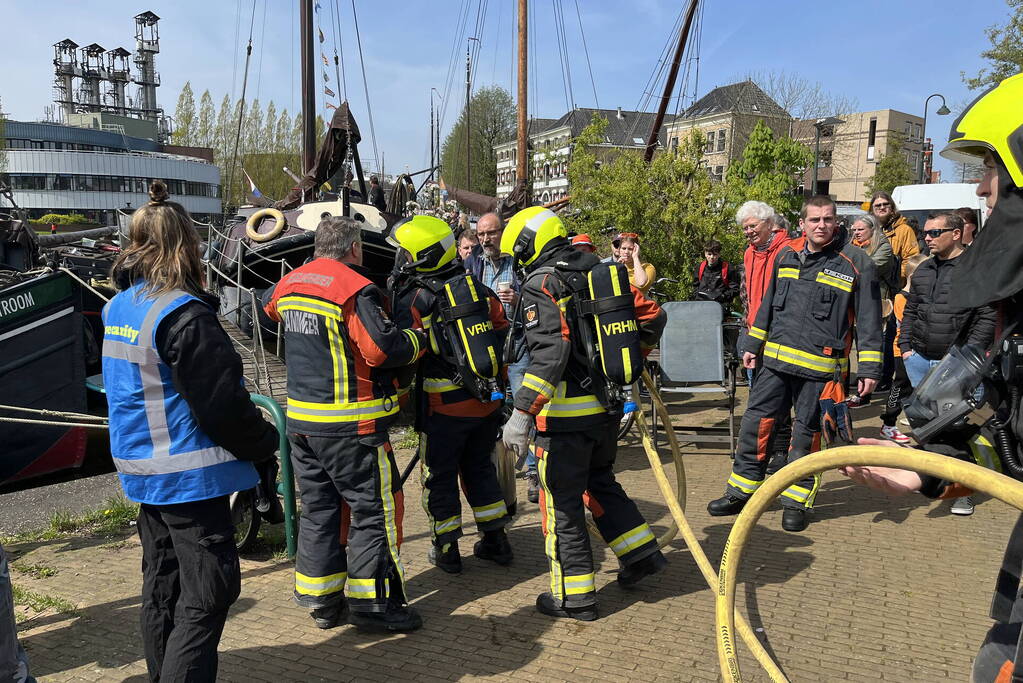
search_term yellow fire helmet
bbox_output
[386,214,457,272]
[500,206,568,267]
[941,72,1023,188]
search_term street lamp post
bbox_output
[812,116,845,196]
[921,93,951,183]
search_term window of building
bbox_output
[705,132,714,153]
[670,136,678,150]
[717,129,726,152]
[867,117,877,161]
[914,123,922,141]
[819,150,832,167]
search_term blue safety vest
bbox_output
[101,283,257,505]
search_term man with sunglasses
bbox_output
[898,211,996,515]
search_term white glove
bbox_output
[502,409,534,464]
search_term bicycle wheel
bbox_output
[230,489,261,553]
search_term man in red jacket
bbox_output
[737,200,793,473]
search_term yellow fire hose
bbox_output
[713,446,1023,682]
[631,369,790,681]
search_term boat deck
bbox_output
[220,316,288,405]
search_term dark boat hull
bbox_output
[0,271,89,485]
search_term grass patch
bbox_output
[2,494,139,544]
[11,562,57,579]
[12,585,77,616]
[393,427,420,451]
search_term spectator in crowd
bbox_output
[571,233,596,254]
[878,253,928,445]
[736,200,793,473]
[691,239,739,312]
[464,213,537,502]
[899,210,997,515]
[456,226,477,263]
[848,214,899,407]
[955,206,980,246]
[368,175,387,212]
[614,232,656,293]
[871,191,920,282]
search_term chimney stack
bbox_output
[616,106,623,120]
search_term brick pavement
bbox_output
[7,391,1017,682]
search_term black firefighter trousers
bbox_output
[137,495,240,683]
[290,431,406,614]
[726,366,826,509]
[534,420,659,609]
[420,410,510,546]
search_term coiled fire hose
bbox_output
[712,446,1023,682]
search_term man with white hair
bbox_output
[736,200,793,473]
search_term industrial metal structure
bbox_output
[51,11,166,137]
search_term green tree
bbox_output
[194,90,215,149]
[171,81,196,145]
[723,121,812,223]
[565,115,737,299]
[865,134,915,197]
[214,93,233,162]
[962,0,1023,90]
[440,85,516,197]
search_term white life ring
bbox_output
[245,208,286,242]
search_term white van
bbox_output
[891,183,986,231]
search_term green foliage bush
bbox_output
[29,213,94,225]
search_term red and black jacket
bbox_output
[264,258,424,436]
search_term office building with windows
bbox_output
[3,120,220,223]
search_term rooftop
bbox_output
[681,80,790,119]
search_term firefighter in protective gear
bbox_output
[500,207,668,621]
[389,214,514,574]
[708,195,882,532]
[264,216,426,633]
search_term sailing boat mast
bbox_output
[299,0,317,175]
[516,0,528,194]
[643,0,699,163]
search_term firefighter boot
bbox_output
[350,605,423,633]
[310,600,349,630]
[473,529,514,566]
[707,494,746,516]
[535,592,598,622]
[428,540,463,574]
[617,550,668,588]
[782,507,809,532]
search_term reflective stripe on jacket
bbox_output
[102,283,257,505]
[264,258,423,436]
[739,230,883,381]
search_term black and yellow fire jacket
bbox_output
[738,230,883,381]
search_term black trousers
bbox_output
[290,431,406,614]
[881,356,911,427]
[137,496,240,683]
[751,360,792,457]
[726,366,825,509]
[535,420,658,609]
[420,410,510,546]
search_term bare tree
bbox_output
[734,69,859,120]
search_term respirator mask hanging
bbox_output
[904,344,993,443]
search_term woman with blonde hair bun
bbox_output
[102,180,278,680]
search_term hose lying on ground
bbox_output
[634,369,789,682]
[713,446,1023,683]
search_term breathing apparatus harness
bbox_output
[391,253,505,405]
[514,249,640,415]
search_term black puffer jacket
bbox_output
[899,255,997,359]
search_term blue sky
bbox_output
[0,0,1012,183]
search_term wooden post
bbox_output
[300,0,316,175]
[516,0,528,191]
